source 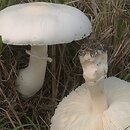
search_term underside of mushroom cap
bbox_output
[51,77,130,130]
[0,2,92,45]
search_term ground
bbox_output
[0,0,130,130]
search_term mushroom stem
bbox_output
[88,81,108,114]
[16,45,48,97]
[79,49,108,114]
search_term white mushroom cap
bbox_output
[0,2,92,45]
[51,77,130,130]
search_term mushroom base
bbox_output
[16,45,48,97]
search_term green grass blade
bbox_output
[58,0,64,4]
[0,35,3,53]
[12,124,32,130]
[27,117,39,130]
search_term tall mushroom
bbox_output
[51,42,130,130]
[0,2,92,97]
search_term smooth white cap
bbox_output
[0,2,92,45]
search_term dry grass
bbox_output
[0,0,130,130]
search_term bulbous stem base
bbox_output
[16,45,48,97]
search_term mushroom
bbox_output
[51,43,130,130]
[0,2,92,97]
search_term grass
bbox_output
[0,0,130,130]
[0,36,3,53]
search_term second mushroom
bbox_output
[51,42,130,130]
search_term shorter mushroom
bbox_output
[0,2,92,97]
[51,43,130,130]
